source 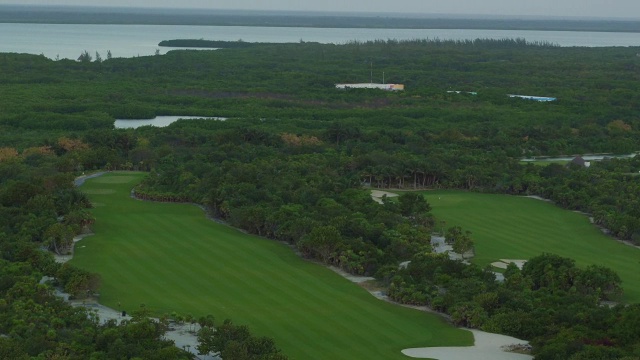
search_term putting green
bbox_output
[91,175,138,184]
[82,189,116,195]
[71,172,471,360]
[422,191,640,302]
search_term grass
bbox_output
[71,172,472,360]
[422,190,640,302]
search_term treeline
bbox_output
[345,37,559,48]
[161,37,558,49]
[535,159,640,242]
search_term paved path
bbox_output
[74,171,107,187]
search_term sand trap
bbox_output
[491,260,527,270]
[402,329,532,360]
[501,259,527,269]
[491,262,510,269]
[370,190,399,204]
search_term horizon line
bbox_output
[2,4,640,22]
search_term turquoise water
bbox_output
[1,23,639,60]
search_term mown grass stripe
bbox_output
[71,172,472,359]
[422,190,640,302]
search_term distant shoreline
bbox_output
[2,5,640,33]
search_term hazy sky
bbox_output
[3,0,640,19]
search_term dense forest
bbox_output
[2,38,640,359]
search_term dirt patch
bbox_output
[371,190,399,204]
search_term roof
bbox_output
[335,83,404,91]
[508,94,557,102]
[568,156,591,167]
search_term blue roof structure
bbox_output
[508,94,557,102]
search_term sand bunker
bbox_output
[370,190,399,204]
[402,329,532,360]
[491,259,527,270]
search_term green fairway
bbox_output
[422,191,640,302]
[71,172,472,360]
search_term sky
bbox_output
[2,0,640,19]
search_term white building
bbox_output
[335,83,405,91]
[508,94,557,102]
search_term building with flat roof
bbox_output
[508,94,557,102]
[335,83,404,91]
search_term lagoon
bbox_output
[114,116,226,129]
[1,23,639,60]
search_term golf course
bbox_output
[422,190,640,302]
[70,172,472,360]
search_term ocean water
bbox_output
[1,23,639,60]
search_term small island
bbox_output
[159,39,266,48]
